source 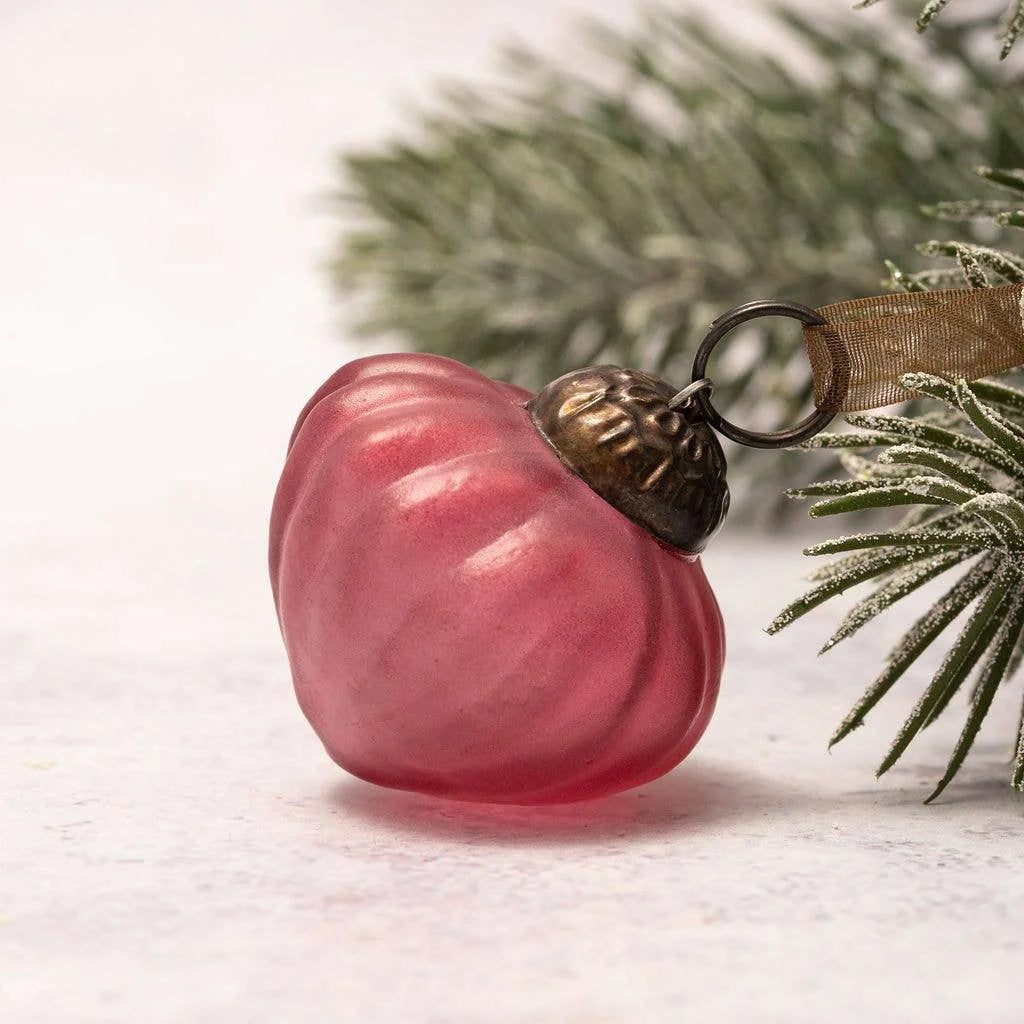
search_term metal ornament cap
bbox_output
[527,365,730,554]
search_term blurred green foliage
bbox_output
[332,3,1024,506]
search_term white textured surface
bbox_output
[6,511,1024,1023]
[3,1,1023,1021]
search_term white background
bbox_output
[1,0,659,533]
[1,0,796,534]
[4,2,1022,1022]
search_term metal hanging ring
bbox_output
[689,299,844,450]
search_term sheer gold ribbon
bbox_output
[803,283,1024,412]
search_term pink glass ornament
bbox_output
[270,353,724,804]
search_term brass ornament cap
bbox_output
[527,366,730,554]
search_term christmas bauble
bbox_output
[270,353,728,804]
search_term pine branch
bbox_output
[892,167,1024,297]
[775,378,1024,799]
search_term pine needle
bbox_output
[828,559,993,747]
[922,585,1023,745]
[807,479,974,518]
[803,529,993,557]
[844,414,1024,479]
[954,380,1024,475]
[819,551,976,654]
[1000,2,1024,59]
[916,0,954,33]
[766,545,961,634]
[877,444,995,493]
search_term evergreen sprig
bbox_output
[333,3,1024,507]
[890,166,1024,290]
[770,372,1024,800]
[856,0,1024,58]
[782,167,1024,799]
